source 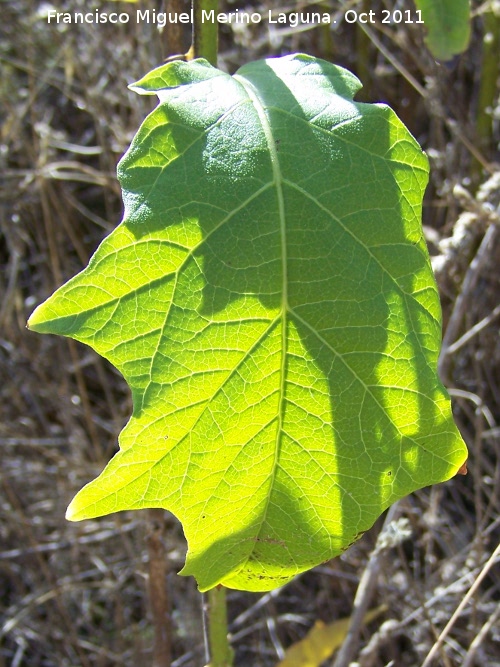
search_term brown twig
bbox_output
[439,221,499,385]
[160,0,191,60]
[421,542,500,667]
[331,503,403,667]
[146,509,172,667]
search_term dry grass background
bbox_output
[1,1,499,665]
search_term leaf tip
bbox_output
[26,304,45,333]
[66,497,87,522]
[65,503,78,522]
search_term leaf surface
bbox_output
[415,0,471,60]
[28,54,467,592]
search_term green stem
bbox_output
[207,586,233,667]
[190,4,225,662]
[189,5,226,660]
[192,0,219,65]
[470,8,499,185]
[476,9,500,158]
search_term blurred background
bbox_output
[1,1,499,665]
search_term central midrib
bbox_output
[233,73,289,557]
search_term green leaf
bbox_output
[415,0,471,60]
[28,54,467,592]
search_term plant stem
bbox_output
[207,586,234,667]
[190,3,228,661]
[476,9,500,159]
[191,0,218,65]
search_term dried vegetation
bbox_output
[1,1,499,665]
